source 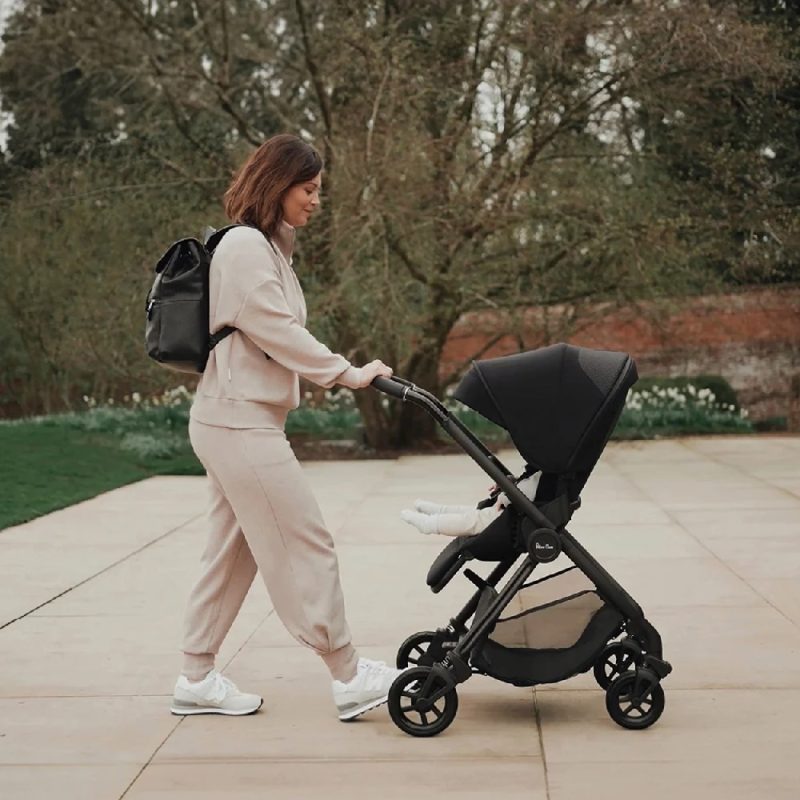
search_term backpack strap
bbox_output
[204,223,271,360]
[205,223,248,252]
[205,222,281,257]
[206,225,242,353]
[209,326,236,348]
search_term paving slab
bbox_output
[0,436,798,799]
[155,647,540,765]
[123,759,548,800]
[0,766,143,800]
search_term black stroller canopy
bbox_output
[453,344,638,477]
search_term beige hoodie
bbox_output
[190,222,354,429]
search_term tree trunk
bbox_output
[789,374,800,434]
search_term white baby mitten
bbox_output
[413,499,473,515]
[401,507,501,537]
[400,509,440,535]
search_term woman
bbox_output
[171,134,400,722]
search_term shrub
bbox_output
[634,375,740,410]
[286,388,362,438]
[615,377,752,439]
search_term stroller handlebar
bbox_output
[370,375,411,400]
[371,375,453,420]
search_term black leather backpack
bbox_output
[145,224,246,374]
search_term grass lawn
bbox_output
[0,398,508,531]
[0,377,756,531]
[0,421,202,530]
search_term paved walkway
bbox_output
[1,436,799,799]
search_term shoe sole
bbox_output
[170,698,264,716]
[337,694,390,722]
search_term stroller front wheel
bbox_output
[388,666,459,737]
[605,669,665,730]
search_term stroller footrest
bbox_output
[427,539,474,593]
[426,508,522,592]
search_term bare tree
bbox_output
[0,0,791,443]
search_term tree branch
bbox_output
[294,0,332,139]
[381,214,429,285]
[440,331,509,387]
[219,0,230,87]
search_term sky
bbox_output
[0,0,16,29]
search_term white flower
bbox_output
[132,392,142,404]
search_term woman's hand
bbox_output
[338,359,393,389]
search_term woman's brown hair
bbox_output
[223,134,323,236]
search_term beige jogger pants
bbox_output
[181,417,359,683]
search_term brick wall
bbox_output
[441,285,800,421]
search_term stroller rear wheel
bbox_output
[605,669,665,730]
[388,666,459,737]
[396,630,455,669]
[593,639,642,690]
[396,631,437,668]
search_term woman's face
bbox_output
[281,173,321,228]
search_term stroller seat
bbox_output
[426,507,518,592]
[426,493,579,593]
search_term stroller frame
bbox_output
[373,374,672,736]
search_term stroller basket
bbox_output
[426,494,579,594]
[471,567,624,686]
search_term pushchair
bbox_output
[371,343,672,737]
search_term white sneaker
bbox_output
[332,658,403,721]
[171,669,263,716]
